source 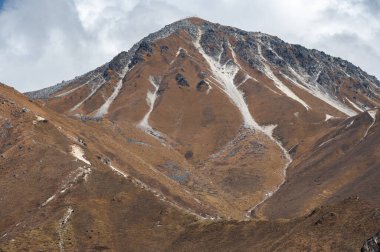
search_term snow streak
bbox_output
[194,34,260,129]
[194,30,292,218]
[345,98,364,112]
[257,43,311,110]
[138,76,163,140]
[55,75,100,98]
[361,109,377,141]
[71,145,91,165]
[70,79,106,112]
[95,66,130,118]
[41,145,91,207]
[58,206,73,252]
[170,47,185,65]
[261,43,356,116]
[325,114,334,121]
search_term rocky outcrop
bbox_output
[362,231,380,252]
[196,80,208,91]
[175,73,189,87]
[128,41,153,69]
[26,17,380,108]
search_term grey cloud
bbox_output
[0,0,379,92]
[316,32,380,78]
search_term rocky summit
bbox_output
[1,17,380,251]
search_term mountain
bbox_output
[1,17,380,251]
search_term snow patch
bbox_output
[33,115,47,125]
[282,73,356,116]
[36,115,46,121]
[257,43,311,110]
[70,78,106,112]
[41,195,56,207]
[346,119,355,128]
[345,98,364,112]
[236,74,254,88]
[170,47,187,65]
[194,31,292,218]
[204,79,213,94]
[138,76,164,141]
[71,145,91,165]
[41,165,91,207]
[262,44,356,116]
[318,137,336,147]
[368,110,377,120]
[360,109,377,141]
[54,75,100,98]
[325,114,335,121]
[58,207,73,252]
[230,45,259,84]
[194,32,261,129]
[262,124,277,137]
[94,66,130,118]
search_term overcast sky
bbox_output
[0,0,379,92]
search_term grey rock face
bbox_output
[26,17,380,110]
[175,73,189,87]
[193,20,379,110]
[362,231,380,252]
[196,80,209,91]
[25,19,198,99]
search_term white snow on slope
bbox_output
[71,145,91,165]
[94,66,130,118]
[70,79,106,112]
[282,72,357,116]
[42,195,56,207]
[230,45,259,84]
[262,44,356,116]
[55,75,100,98]
[194,33,261,129]
[36,115,46,121]
[193,30,292,218]
[346,119,355,128]
[318,137,336,147]
[55,84,85,98]
[314,69,322,82]
[236,74,253,88]
[138,76,164,141]
[230,43,282,95]
[204,79,213,94]
[41,165,91,207]
[345,98,364,112]
[361,109,377,141]
[33,115,47,125]
[368,110,377,120]
[58,206,73,252]
[325,114,334,121]
[257,43,311,110]
[170,47,185,65]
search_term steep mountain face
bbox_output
[2,17,380,251]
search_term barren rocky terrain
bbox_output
[1,17,380,251]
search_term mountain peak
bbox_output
[27,18,380,115]
[3,17,380,251]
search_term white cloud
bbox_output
[0,0,379,92]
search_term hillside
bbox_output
[1,17,380,251]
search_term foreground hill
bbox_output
[0,17,379,251]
